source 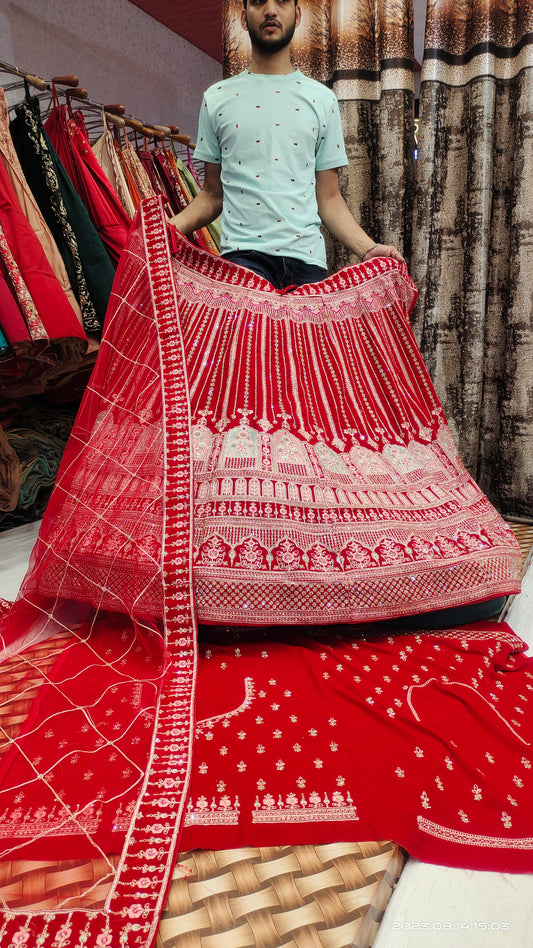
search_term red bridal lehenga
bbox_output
[0,196,530,948]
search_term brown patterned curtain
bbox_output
[222,0,416,271]
[411,0,533,520]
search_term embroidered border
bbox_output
[0,197,197,946]
[252,789,359,824]
[417,816,533,850]
[184,796,240,826]
[196,677,255,731]
[253,805,359,824]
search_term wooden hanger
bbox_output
[65,87,88,101]
[52,75,80,87]
[0,58,48,90]
[1,59,197,149]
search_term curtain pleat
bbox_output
[411,0,533,519]
[330,0,415,271]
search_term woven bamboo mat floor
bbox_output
[156,842,405,948]
[0,521,531,946]
[508,520,533,567]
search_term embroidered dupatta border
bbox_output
[0,197,197,947]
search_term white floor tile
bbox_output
[374,859,530,948]
[0,520,41,601]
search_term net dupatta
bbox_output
[0,196,198,948]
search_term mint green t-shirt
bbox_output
[194,69,348,267]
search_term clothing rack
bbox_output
[0,58,195,148]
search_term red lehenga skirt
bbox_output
[0,196,529,948]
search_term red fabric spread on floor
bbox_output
[181,622,533,872]
[0,616,163,860]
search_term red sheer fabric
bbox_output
[0,196,527,948]
[0,198,196,948]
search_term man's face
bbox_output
[241,0,301,55]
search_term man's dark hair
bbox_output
[242,0,298,6]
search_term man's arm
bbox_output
[315,168,405,264]
[168,162,223,234]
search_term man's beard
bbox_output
[246,16,297,54]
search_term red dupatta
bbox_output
[0,197,197,948]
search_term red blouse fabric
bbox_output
[181,622,533,872]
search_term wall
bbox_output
[0,0,222,140]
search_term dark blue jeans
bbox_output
[223,250,327,289]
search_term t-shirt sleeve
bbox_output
[194,94,221,164]
[315,94,348,171]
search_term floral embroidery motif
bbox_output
[418,816,533,850]
[185,795,240,826]
[253,787,358,823]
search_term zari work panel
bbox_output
[32,202,522,628]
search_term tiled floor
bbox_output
[1,520,532,947]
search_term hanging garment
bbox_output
[113,135,142,217]
[0,197,526,948]
[91,125,137,218]
[151,145,181,215]
[137,146,174,214]
[0,221,56,391]
[121,133,156,201]
[10,93,114,333]
[45,104,131,265]
[165,146,220,254]
[0,268,47,395]
[0,260,31,348]
[153,145,219,253]
[0,88,83,327]
[176,149,221,249]
[0,152,87,370]
[0,221,48,343]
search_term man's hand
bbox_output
[169,162,223,234]
[363,243,406,265]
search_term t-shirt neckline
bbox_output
[244,67,301,80]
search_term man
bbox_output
[169,0,404,289]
